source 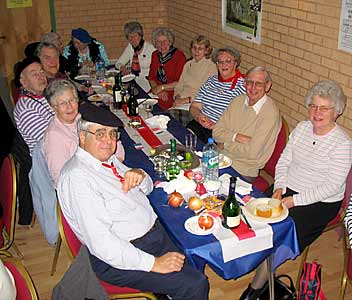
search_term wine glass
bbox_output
[143,102,153,118]
[128,117,142,139]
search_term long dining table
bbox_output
[101,80,300,299]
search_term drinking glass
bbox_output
[153,155,167,177]
[128,117,142,138]
[185,134,197,151]
[143,102,153,118]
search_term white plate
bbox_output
[74,75,90,81]
[242,198,288,223]
[106,69,119,77]
[219,154,232,169]
[122,74,136,83]
[137,98,158,106]
[184,215,220,235]
[88,93,112,102]
[92,85,105,93]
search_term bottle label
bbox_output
[136,106,139,114]
[226,215,240,228]
[208,156,219,169]
[114,91,122,103]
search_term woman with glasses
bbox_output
[148,27,187,110]
[169,35,217,126]
[42,79,124,187]
[240,80,352,300]
[188,46,246,143]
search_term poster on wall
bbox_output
[6,0,32,8]
[338,0,352,53]
[222,0,262,44]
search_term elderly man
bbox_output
[14,56,54,155]
[213,66,281,181]
[57,105,209,300]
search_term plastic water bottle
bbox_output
[202,137,219,181]
[95,57,105,81]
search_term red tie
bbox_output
[102,162,125,183]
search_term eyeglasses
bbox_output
[308,104,335,113]
[54,98,78,108]
[216,59,234,65]
[83,129,120,141]
[192,45,206,51]
[156,40,170,46]
[245,80,266,88]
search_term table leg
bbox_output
[266,254,275,300]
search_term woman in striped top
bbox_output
[240,80,352,300]
[188,46,246,143]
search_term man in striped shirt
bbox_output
[188,46,246,143]
[14,56,55,155]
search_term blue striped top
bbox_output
[194,75,246,122]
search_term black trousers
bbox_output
[284,188,341,252]
[186,119,212,144]
[89,220,209,300]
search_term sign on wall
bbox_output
[338,0,352,53]
[222,0,262,44]
[6,0,32,8]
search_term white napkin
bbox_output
[219,173,253,195]
[145,115,170,129]
[156,173,196,196]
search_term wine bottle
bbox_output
[165,139,181,181]
[113,73,123,110]
[222,177,241,228]
[127,83,139,116]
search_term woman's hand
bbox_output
[282,196,294,208]
[152,85,164,95]
[272,189,283,200]
[198,114,215,129]
[158,91,169,102]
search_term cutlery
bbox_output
[241,210,252,229]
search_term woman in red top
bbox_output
[148,27,186,110]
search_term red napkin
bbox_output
[231,220,256,240]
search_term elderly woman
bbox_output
[63,28,109,76]
[188,46,246,143]
[148,27,186,110]
[115,21,155,92]
[42,79,124,187]
[240,80,352,300]
[169,35,217,126]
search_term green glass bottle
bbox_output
[113,72,123,110]
[222,177,241,228]
[166,139,181,181]
[127,83,139,116]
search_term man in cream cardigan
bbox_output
[213,66,281,181]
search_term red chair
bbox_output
[0,154,22,258]
[3,258,39,300]
[253,117,290,192]
[296,165,352,288]
[51,203,157,300]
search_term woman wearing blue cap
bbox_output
[63,28,110,76]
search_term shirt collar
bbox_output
[245,94,267,115]
[76,147,115,172]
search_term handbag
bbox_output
[259,274,297,300]
[298,262,326,300]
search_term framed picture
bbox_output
[222,0,262,44]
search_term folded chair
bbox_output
[51,203,157,300]
[253,117,290,193]
[296,165,352,288]
[3,258,39,300]
[0,154,22,258]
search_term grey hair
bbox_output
[78,118,95,139]
[44,79,78,106]
[35,42,60,57]
[40,32,61,48]
[246,66,272,83]
[124,21,144,39]
[152,27,175,46]
[212,46,241,66]
[304,80,346,115]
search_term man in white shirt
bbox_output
[57,104,209,300]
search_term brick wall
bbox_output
[54,0,168,59]
[168,0,352,135]
[54,0,352,134]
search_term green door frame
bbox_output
[49,0,56,32]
